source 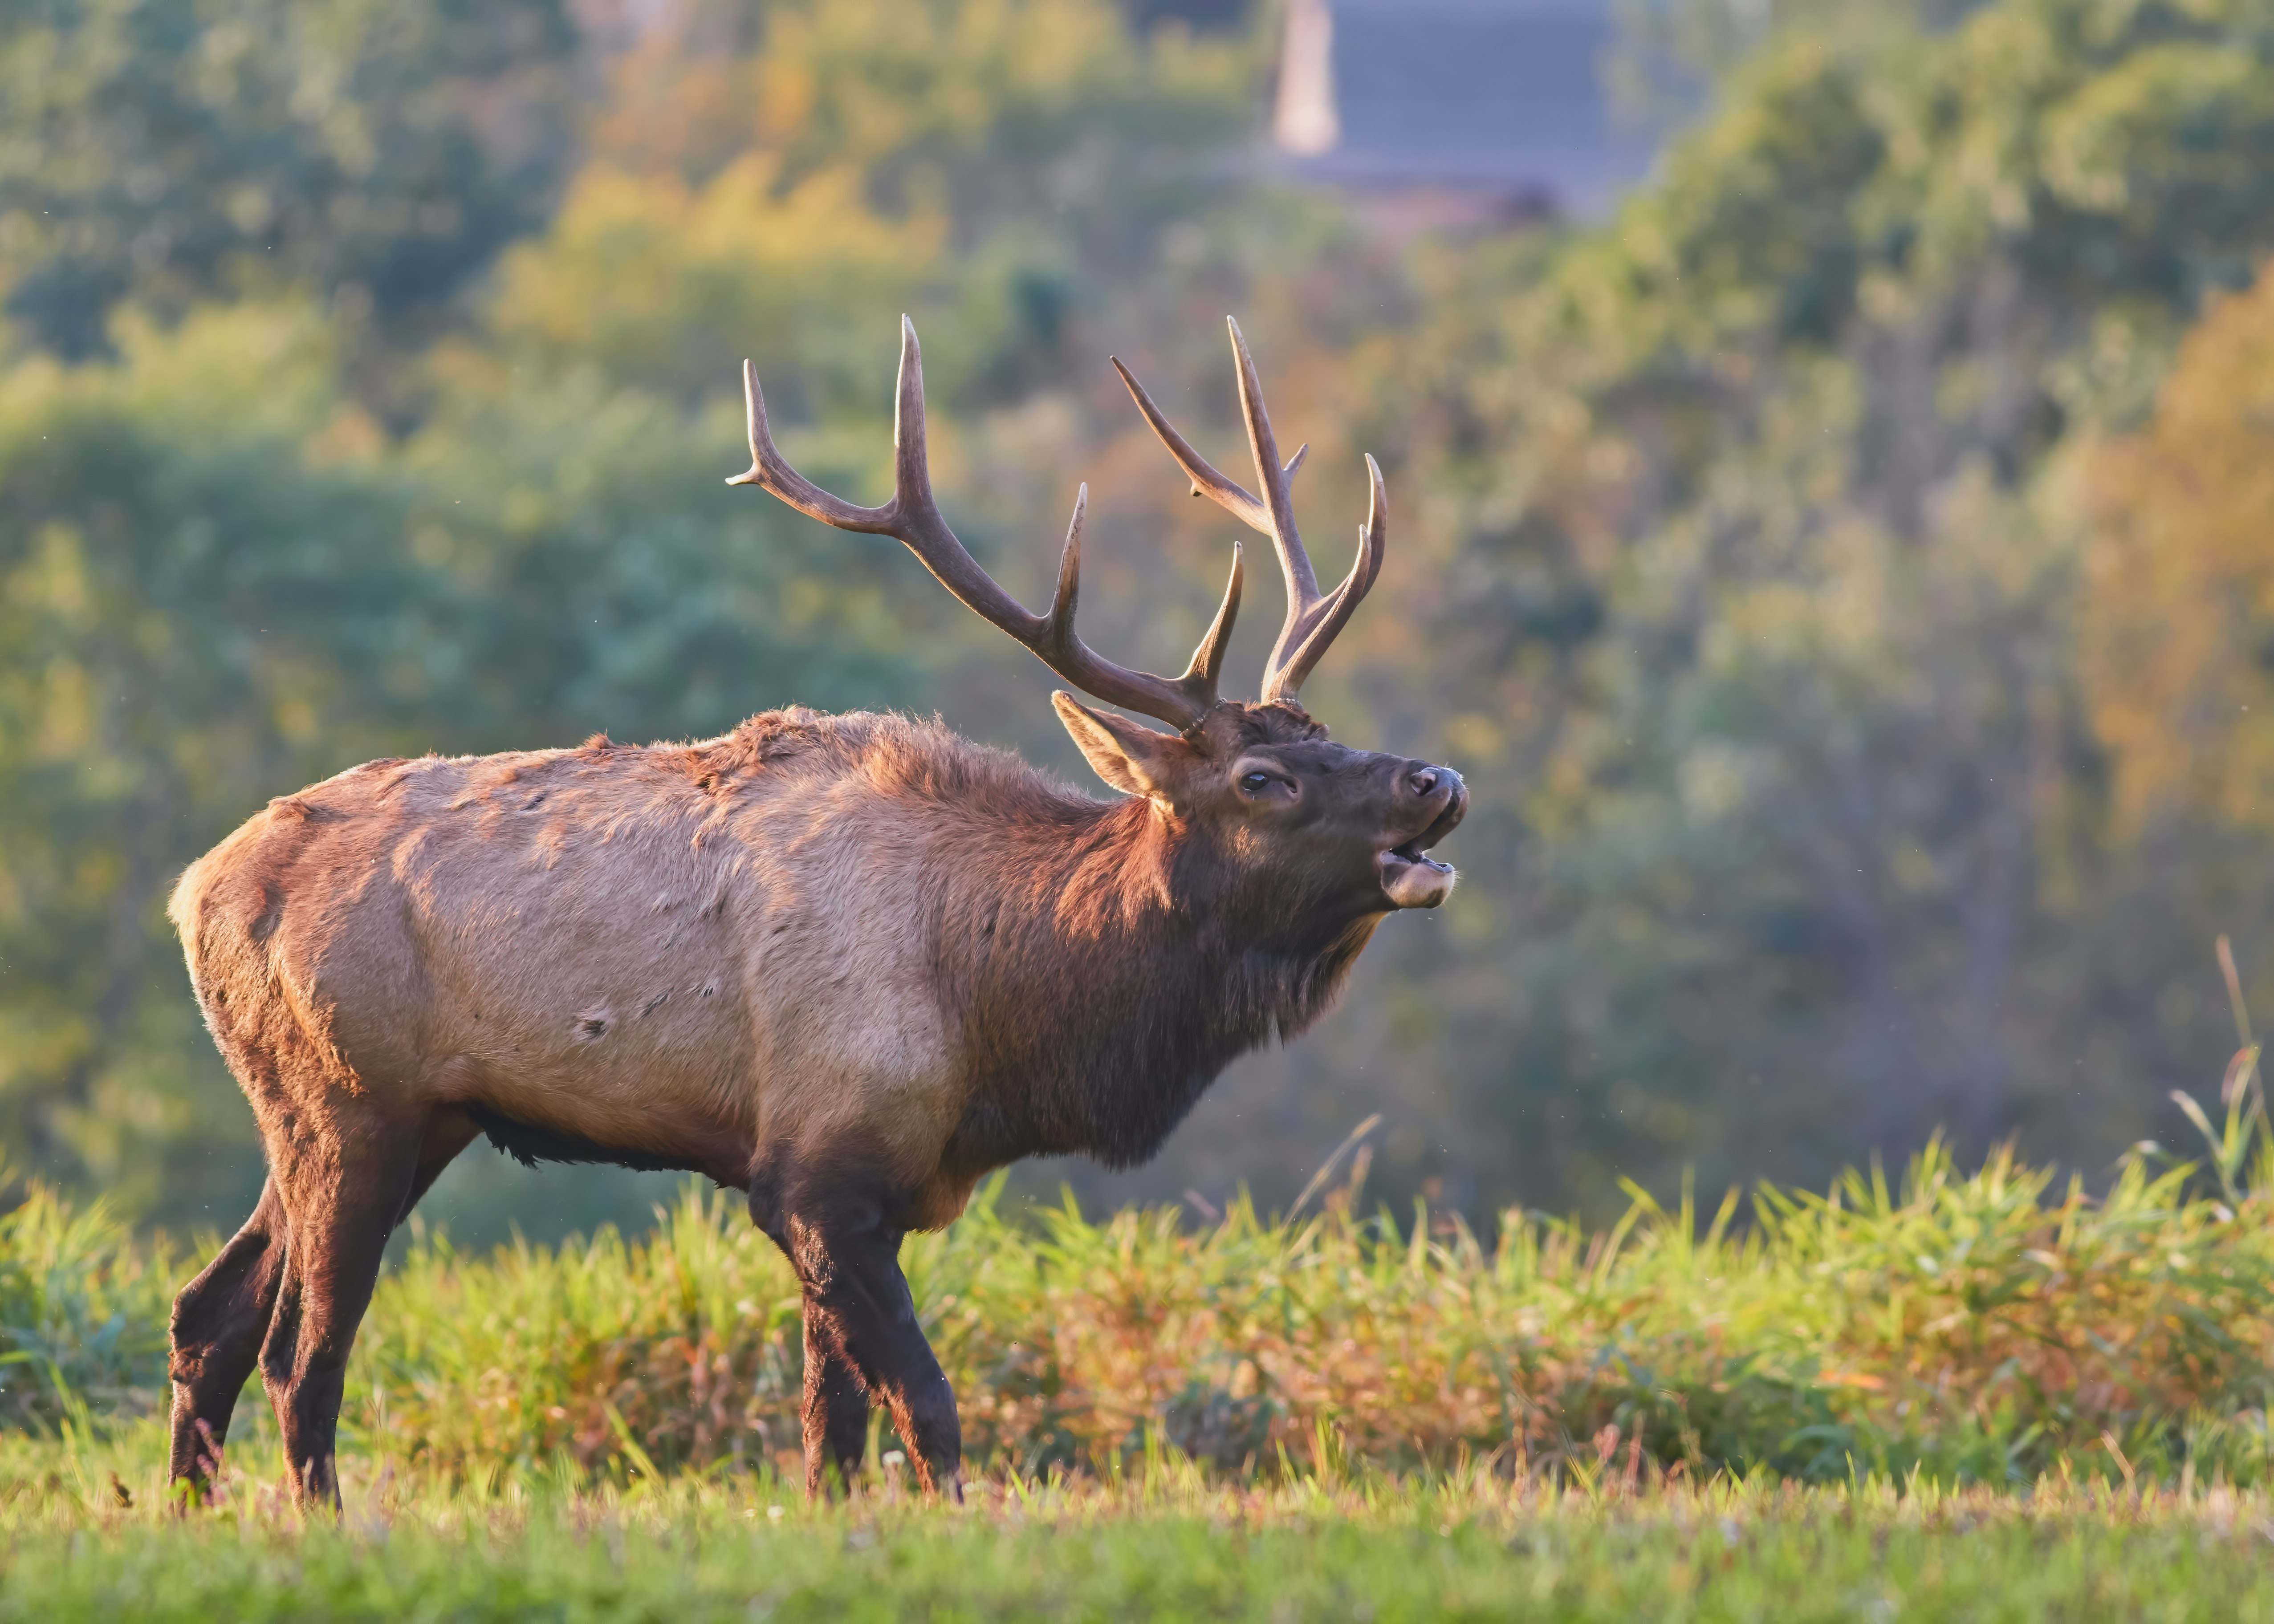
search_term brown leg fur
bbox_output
[256,1124,422,1510]
[169,1106,468,1509]
[801,1320,873,1495]
[778,1190,962,1499]
[167,1178,289,1500]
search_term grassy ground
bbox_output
[7,1427,2274,1620]
[12,1106,2274,1615]
[15,1134,2274,1488]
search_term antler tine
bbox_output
[729,359,894,532]
[730,317,1238,734]
[1114,318,1385,709]
[1262,454,1386,704]
[1110,356,1275,533]
[1224,317,1316,605]
[1182,540,1245,693]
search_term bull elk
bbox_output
[163,317,1464,1507]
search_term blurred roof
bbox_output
[1272,0,1655,216]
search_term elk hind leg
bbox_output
[259,1127,421,1510]
[167,1178,288,1500]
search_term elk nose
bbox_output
[1408,767,1442,797]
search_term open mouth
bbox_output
[1382,838,1452,876]
[1378,795,1464,906]
[1384,794,1464,870]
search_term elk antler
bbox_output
[729,317,1243,735]
[1112,318,1384,708]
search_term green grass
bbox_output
[14,1130,2274,1490]
[12,987,2269,1616]
[6,1430,2274,1620]
[13,1121,2274,1615]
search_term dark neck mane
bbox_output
[935,783,1380,1173]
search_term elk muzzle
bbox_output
[1379,765,1465,909]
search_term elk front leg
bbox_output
[801,1315,871,1495]
[781,1194,962,1498]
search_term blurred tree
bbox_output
[476,158,940,407]
[1119,0,1249,34]
[16,0,2274,1242]
[509,0,1255,407]
[2088,264,2274,839]
[0,0,1266,1238]
[0,0,578,360]
[1609,0,1987,128]
[0,302,436,1217]
[1255,0,2274,1216]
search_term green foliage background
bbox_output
[2,0,2271,1242]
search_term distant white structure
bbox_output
[1273,0,1342,156]
[1271,0,1655,229]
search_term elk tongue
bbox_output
[1380,842,1455,908]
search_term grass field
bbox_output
[6,1432,2274,1620]
[16,1137,2274,1488]
[10,1118,2274,1616]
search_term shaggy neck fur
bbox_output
[932,776,1382,1175]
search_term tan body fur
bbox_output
[171,709,1150,1234]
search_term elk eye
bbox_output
[1241,771,1273,795]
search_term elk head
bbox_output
[729,316,1464,914]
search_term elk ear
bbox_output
[1052,691,1191,804]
